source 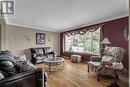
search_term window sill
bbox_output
[63,51,99,56]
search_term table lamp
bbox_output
[101,38,111,48]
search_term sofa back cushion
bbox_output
[0,51,20,77]
[0,51,17,64]
[103,47,125,63]
[103,47,125,57]
[43,47,53,54]
[30,48,44,54]
[0,61,19,77]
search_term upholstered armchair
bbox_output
[88,47,125,81]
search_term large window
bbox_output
[64,28,100,55]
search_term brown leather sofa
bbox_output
[0,68,46,87]
[30,47,55,64]
[0,50,48,87]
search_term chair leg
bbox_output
[97,74,100,81]
[116,75,119,80]
[88,65,89,72]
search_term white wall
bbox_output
[0,18,7,50]
[6,24,60,59]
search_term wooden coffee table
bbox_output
[44,57,64,72]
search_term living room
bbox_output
[0,0,129,87]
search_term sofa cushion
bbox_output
[36,59,44,63]
[46,54,54,58]
[0,51,20,77]
[35,48,44,54]
[0,61,19,77]
[0,51,17,65]
[89,61,100,67]
[101,56,114,62]
[30,48,44,54]
[43,47,53,54]
[0,71,5,80]
[88,61,100,71]
[36,55,47,60]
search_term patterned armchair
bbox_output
[88,47,125,81]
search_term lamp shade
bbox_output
[101,38,111,44]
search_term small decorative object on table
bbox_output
[71,54,82,63]
[106,62,124,87]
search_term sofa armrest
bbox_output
[33,53,37,57]
[0,68,44,87]
[31,53,37,64]
[90,56,101,62]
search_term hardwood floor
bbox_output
[36,59,129,87]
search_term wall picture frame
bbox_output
[36,33,45,44]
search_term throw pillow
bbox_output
[15,55,36,72]
[15,55,27,62]
[17,61,35,72]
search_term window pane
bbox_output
[78,34,85,52]
[65,35,74,51]
[64,27,100,55]
[84,31,92,54]
[91,28,100,55]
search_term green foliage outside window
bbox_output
[65,28,100,55]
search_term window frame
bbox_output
[63,28,101,55]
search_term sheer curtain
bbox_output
[64,24,104,55]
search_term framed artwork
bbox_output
[36,33,45,44]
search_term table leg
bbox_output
[88,65,89,72]
[49,63,51,73]
[62,61,64,71]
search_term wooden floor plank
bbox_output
[36,59,128,87]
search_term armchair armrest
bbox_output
[90,56,101,62]
[96,61,112,73]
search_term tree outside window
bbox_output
[64,28,100,55]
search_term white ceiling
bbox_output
[6,0,128,32]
